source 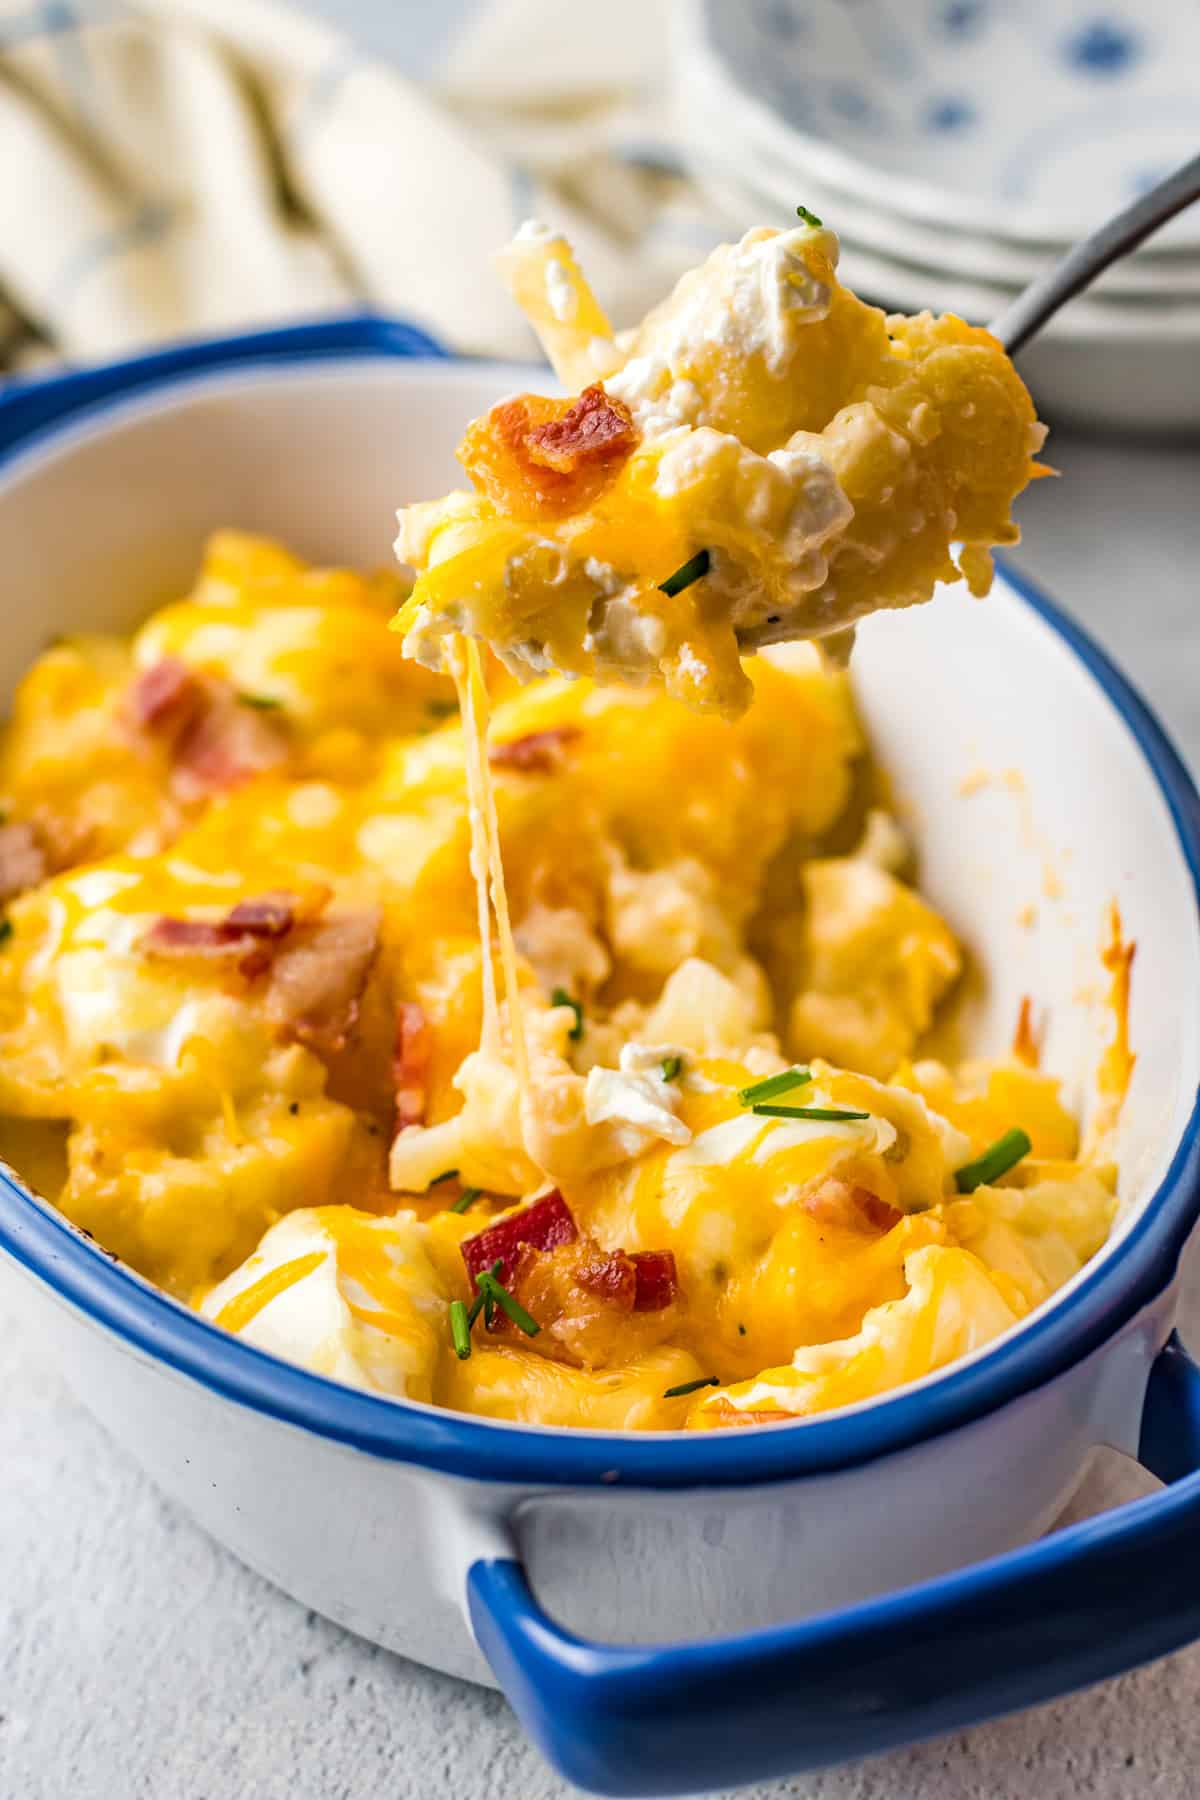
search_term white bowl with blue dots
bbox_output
[682,0,1200,252]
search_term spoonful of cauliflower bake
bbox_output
[394,213,1047,719]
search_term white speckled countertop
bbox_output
[3,430,1199,1800]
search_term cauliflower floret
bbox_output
[690,1244,1024,1425]
[201,1206,449,1400]
[787,858,961,1079]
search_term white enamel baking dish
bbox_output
[1,321,1199,1798]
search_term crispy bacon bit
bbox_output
[393,1001,431,1132]
[143,895,375,1056]
[126,657,205,734]
[171,686,288,803]
[524,386,638,473]
[487,726,582,774]
[574,1245,638,1306]
[461,1190,578,1288]
[802,1177,902,1236]
[494,1235,680,1369]
[458,385,637,520]
[0,822,46,902]
[142,893,298,978]
[127,660,288,801]
[264,909,381,1057]
[143,916,260,960]
[630,1249,679,1311]
[1012,995,1042,1069]
[225,894,295,938]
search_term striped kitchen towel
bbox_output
[0,0,718,374]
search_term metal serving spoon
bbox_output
[990,150,1200,352]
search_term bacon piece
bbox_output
[171,686,288,803]
[630,1248,679,1312]
[142,893,298,978]
[127,659,288,800]
[488,1234,680,1368]
[574,1245,638,1306]
[803,1178,902,1236]
[524,386,638,474]
[125,657,205,735]
[488,725,582,774]
[393,1001,431,1131]
[142,916,260,961]
[458,385,637,519]
[0,822,46,901]
[225,894,295,938]
[461,1189,578,1288]
[264,909,381,1057]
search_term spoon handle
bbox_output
[990,152,1200,354]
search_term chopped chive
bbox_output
[664,1375,720,1398]
[469,1259,505,1329]
[752,1104,870,1121]
[661,1054,683,1081]
[0,919,12,947]
[796,203,823,228]
[449,1186,482,1214]
[478,1270,540,1337]
[738,1066,812,1106]
[429,1168,459,1186]
[449,1299,472,1359]
[658,548,711,598]
[954,1127,1032,1194]
[237,691,283,710]
[426,698,458,719]
[737,1322,747,1337]
[552,986,584,1040]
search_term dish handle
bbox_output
[467,1332,1200,1797]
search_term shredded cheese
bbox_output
[448,634,531,1116]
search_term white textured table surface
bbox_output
[4,431,1200,1800]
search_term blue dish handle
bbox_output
[469,1333,1200,1797]
[0,315,445,458]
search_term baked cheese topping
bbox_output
[0,529,1130,1431]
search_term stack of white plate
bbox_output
[674,0,1200,434]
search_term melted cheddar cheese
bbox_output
[0,529,1121,1430]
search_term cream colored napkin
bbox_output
[0,0,715,374]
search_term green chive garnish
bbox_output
[796,204,824,228]
[752,1104,870,1121]
[426,698,458,719]
[429,1169,459,1186]
[449,1299,472,1360]
[478,1270,540,1337]
[238,692,283,710]
[552,986,584,1040]
[661,1055,682,1081]
[738,1066,812,1106]
[954,1128,1032,1194]
[664,1375,720,1398]
[468,1259,503,1329]
[449,1187,482,1215]
[659,549,711,598]
[0,919,13,947]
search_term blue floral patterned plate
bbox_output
[687,0,1200,250]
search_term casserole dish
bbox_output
[0,321,1199,1796]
